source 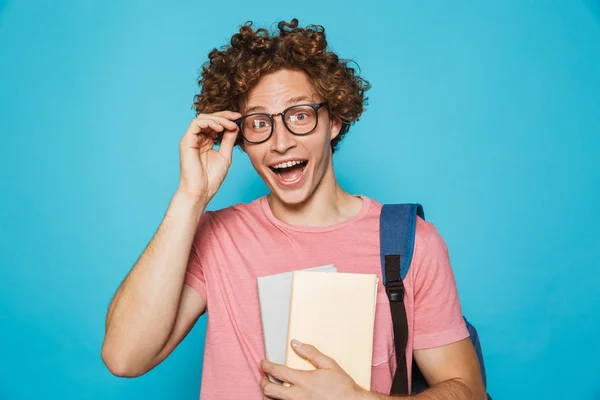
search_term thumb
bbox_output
[218,128,239,162]
[291,340,336,369]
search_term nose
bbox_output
[270,115,297,154]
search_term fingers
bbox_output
[291,340,336,369]
[193,112,241,134]
[187,117,228,137]
[260,360,300,385]
[260,376,297,400]
[184,111,241,137]
[218,129,239,160]
[181,111,241,153]
[210,110,243,120]
[203,120,226,137]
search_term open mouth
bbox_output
[269,160,308,184]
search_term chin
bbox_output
[270,186,312,207]
[265,176,316,208]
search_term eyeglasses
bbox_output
[235,103,328,144]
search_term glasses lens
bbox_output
[285,105,317,134]
[242,114,272,143]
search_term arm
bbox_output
[101,191,207,377]
[381,217,486,398]
[259,339,486,400]
[101,111,241,377]
[369,338,486,399]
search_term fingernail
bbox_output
[291,339,301,349]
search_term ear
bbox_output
[329,115,343,141]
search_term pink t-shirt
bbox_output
[185,196,468,399]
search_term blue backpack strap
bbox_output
[380,203,424,395]
[380,203,424,283]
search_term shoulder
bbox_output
[409,215,456,292]
[204,196,264,223]
[194,196,267,240]
[368,199,447,254]
[414,216,448,258]
[207,198,256,217]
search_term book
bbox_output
[256,265,337,383]
[284,270,378,390]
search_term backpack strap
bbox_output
[380,203,424,395]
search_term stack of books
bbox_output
[256,265,379,390]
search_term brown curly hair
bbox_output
[192,19,371,153]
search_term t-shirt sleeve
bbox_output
[184,212,212,305]
[412,218,469,350]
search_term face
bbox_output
[240,69,341,206]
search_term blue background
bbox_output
[1,1,599,399]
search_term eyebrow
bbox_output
[244,95,314,114]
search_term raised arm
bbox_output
[101,112,240,377]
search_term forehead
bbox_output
[243,69,319,113]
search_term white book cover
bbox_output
[257,264,337,383]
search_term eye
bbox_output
[245,115,271,131]
[293,113,308,121]
[289,111,312,124]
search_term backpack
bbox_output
[379,203,491,398]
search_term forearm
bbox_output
[102,190,206,372]
[368,378,476,400]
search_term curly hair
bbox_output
[192,19,371,153]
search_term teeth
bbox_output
[272,160,305,169]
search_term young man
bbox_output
[101,19,486,399]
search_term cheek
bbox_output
[245,147,268,173]
[316,129,333,156]
[308,125,332,149]
[306,137,332,171]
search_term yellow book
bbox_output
[284,270,378,390]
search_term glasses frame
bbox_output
[234,102,328,144]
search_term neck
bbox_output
[267,161,363,227]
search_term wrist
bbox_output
[169,190,208,220]
[173,189,209,209]
[355,388,384,400]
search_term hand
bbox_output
[177,111,241,203]
[259,340,371,400]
